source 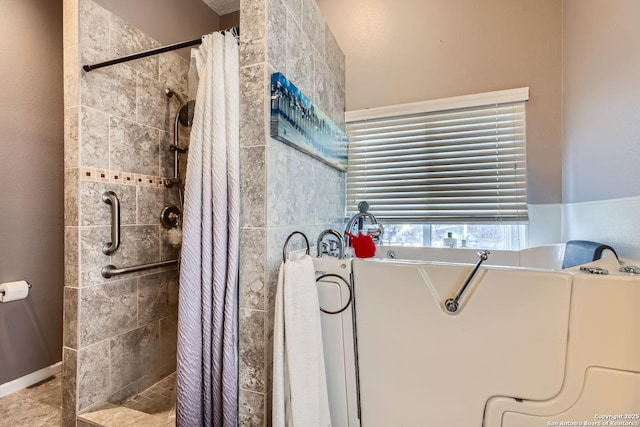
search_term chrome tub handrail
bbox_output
[444,250,490,313]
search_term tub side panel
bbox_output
[352,259,571,426]
[485,274,640,425]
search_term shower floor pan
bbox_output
[78,373,176,427]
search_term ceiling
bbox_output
[202,0,240,15]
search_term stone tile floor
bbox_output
[79,373,176,427]
[0,374,62,427]
[0,372,176,427]
[122,372,175,417]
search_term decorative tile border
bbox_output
[80,167,166,188]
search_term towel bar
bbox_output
[282,231,310,262]
[283,232,351,314]
[316,273,352,315]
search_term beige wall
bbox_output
[0,0,64,384]
[220,11,240,30]
[316,0,563,204]
[562,0,640,203]
[560,0,640,259]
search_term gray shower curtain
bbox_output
[176,30,240,427]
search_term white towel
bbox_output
[273,252,332,427]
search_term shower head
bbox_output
[177,100,196,128]
[165,87,185,105]
[167,87,195,128]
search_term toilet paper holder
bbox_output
[0,281,32,298]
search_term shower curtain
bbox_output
[176,31,239,427]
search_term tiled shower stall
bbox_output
[63,0,346,425]
[63,0,189,423]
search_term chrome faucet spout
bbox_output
[316,229,345,259]
[344,212,380,247]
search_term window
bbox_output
[346,88,529,250]
[380,224,527,250]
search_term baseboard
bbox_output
[0,361,62,398]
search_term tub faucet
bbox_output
[344,212,382,247]
[316,229,345,259]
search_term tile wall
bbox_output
[238,0,346,424]
[63,0,189,424]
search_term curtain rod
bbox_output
[82,27,239,72]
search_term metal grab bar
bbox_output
[101,259,178,279]
[102,191,120,255]
[444,250,490,313]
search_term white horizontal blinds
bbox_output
[346,101,528,223]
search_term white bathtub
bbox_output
[314,246,640,427]
[377,244,570,269]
